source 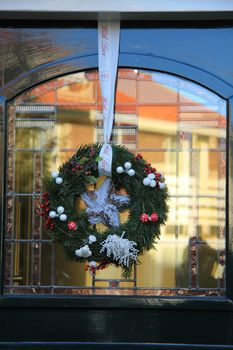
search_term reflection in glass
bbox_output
[12,242,31,286]
[14,196,32,239]
[41,243,52,286]
[137,241,188,288]
[57,74,96,104]
[16,127,56,150]
[198,242,219,288]
[54,244,86,287]
[5,69,226,296]
[56,106,96,148]
[15,152,33,193]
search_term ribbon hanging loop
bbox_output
[98,20,120,177]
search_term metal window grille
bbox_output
[4,70,226,296]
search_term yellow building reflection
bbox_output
[8,69,226,295]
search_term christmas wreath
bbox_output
[40,143,169,276]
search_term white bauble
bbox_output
[89,261,97,267]
[150,180,156,188]
[80,245,88,255]
[75,249,82,257]
[59,214,67,221]
[49,211,57,218]
[116,166,124,174]
[88,235,97,244]
[57,206,65,214]
[148,173,155,180]
[127,169,135,177]
[124,162,132,170]
[143,177,151,186]
[159,182,167,190]
[80,245,92,258]
[55,177,63,185]
[51,171,58,178]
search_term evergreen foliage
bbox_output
[41,143,169,276]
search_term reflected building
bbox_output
[4,68,226,296]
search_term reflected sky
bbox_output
[150,70,226,114]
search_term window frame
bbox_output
[0,21,233,312]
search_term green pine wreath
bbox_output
[40,143,169,276]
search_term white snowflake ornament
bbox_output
[81,178,130,228]
[100,232,138,267]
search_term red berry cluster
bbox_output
[144,163,157,175]
[70,161,83,173]
[144,163,162,188]
[85,260,110,274]
[140,212,159,223]
[70,159,93,176]
[90,147,95,157]
[39,192,55,230]
[134,153,143,161]
[85,264,96,275]
[97,260,110,270]
[155,172,162,188]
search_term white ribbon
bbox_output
[98,20,120,177]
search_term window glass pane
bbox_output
[5,69,226,296]
[138,105,177,148]
[138,80,178,104]
[14,196,32,239]
[56,106,96,148]
[41,243,53,286]
[15,152,34,193]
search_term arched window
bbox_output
[5,68,226,296]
